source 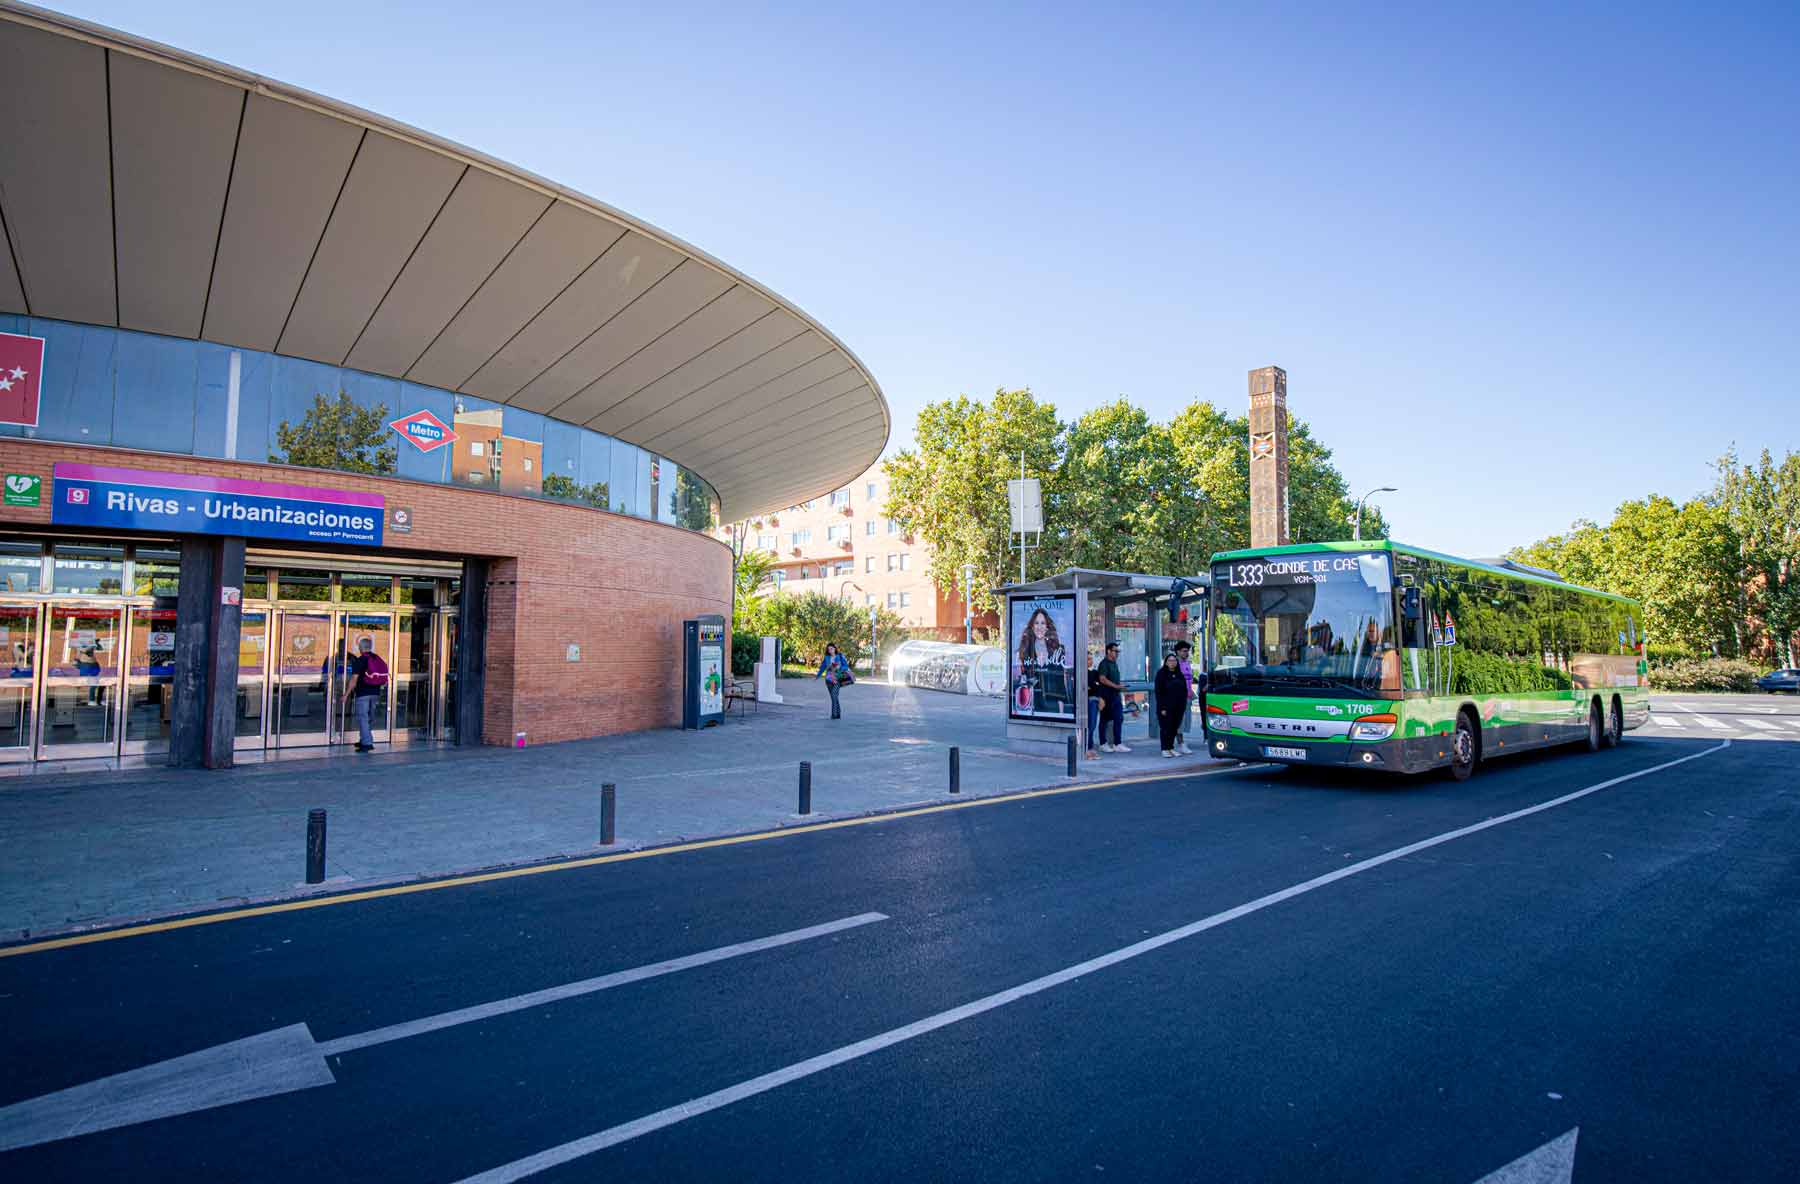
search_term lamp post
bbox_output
[1352,487,1397,541]
[962,563,976,644]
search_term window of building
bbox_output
[898,554,912,571]
[886,592,898,609]
[757,534,777,550]
[899,591,911,608]
[799,499,815,510]
[886,518,899,535]
[826,525,848,542]
[865,520,876,536]
[834,560,853,576]
[274,569,332,602]
[52,544,124,595]
[829,489,850,507]
[886,553,899,572]
[0,540,44,593]
[790,528,812,546]
[866,482,878,501]
[470,441,485,457]
[523,457,533,472]
[772,571,786,588]
[866,593,875,606]
[339,571,394,604]
[864,557,875,573]
[130,547,181,597]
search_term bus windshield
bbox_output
[1209,550,1399,695]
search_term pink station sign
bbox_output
[389,409,458,453]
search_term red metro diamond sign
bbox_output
[389,409,457,453]
[0,331,47,427]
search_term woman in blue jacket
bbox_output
[816,643,851,719]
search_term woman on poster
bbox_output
[1013,606,1072,715]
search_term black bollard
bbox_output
[601,782,616,846]
[949,746,961,794]
[305,809,327,884]
[799,761,812,815]
[1067,733,1078,777]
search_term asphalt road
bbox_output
[2,723,1796,1182]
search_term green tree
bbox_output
[1716,447,1800,666]
[883,388,1063,615]
[270,392,396,475]
[1049,399,1186,574]
[757,591,899,667]
[541,473,610,508]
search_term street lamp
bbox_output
[838,579,862,603]
[962,563,976,644]
[1352,487,1397,541]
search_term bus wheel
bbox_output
[1448,713,1477,781]
[1603,697,1624,748]
[1585,700,1604,752]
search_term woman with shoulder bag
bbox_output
[816,642,851,720]
[1154,652,1190,758]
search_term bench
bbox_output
[724,675,757,716]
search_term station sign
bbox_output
[389,409,458,453]
[51,462,384,547]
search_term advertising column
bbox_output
[682,615,725,730]
[1006,592,1078,724]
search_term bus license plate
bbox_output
[1263,745,1307,760]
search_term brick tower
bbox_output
[1247,366,1290,548]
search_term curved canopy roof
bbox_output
[0,2,887,519]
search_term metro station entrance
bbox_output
[0,537,462,765]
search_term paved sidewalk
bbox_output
[0,678,1229,940]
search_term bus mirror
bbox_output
[1402,587,1421,621]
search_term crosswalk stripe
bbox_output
[1690,715,1731,731]
[1783,719,1800,732]
[1651,716,1683,727]
[1743,718,1781,731]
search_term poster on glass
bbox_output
[1008,593,1077,722]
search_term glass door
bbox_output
[339,613,394,747]
[121,605,178,755]
[235,609,271,751]
[273,611,335,748]
[39,604,125,759]
[393,613,433,742]
[441,614,458,741]
[0,605,40,762]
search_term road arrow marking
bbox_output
[0,912,886,1152]
[1474,1127,1578,1184]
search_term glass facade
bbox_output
[0,315,723,534]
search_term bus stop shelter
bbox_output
[996,568,1209,757]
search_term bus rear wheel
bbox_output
[1603,696,1624,748]
[1448,712,1477,781]
[1585,700,1604,752]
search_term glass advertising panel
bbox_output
[1008,593,1077,721]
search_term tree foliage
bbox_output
[541,473,610,508]
[1509,448,1800,666]
[882,389,1384,614]
[270,392,396,475]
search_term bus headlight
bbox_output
[1348,714,1397,742]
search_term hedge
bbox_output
[1647,658,1764,693]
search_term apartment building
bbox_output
[721,463,993,637]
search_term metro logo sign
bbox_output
[0,331,46,427]
[389,409,457,453]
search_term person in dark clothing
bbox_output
[346,636,387,752]
[1096,641,1129,752]
[1154,652,1190,758]
[1085,651,1104,759]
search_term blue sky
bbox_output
[58,1,1800,555]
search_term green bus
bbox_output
[1203,540,1651,778]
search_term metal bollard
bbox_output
[949,746,961,793]
[601,782,616,846]
[799,761,812,815]
[305,808,327,884]
[1067,733,1078,777]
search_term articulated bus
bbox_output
[1202,541,1651,778]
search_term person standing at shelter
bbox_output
[1097,641,1129,753]
[1154,652,1190,758]
[1172,640,1198,756]
[1085,650,1104,760]
[816,642,850,720]
[346,636,388,752]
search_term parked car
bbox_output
[1755,668,1800,693]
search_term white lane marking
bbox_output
[1783,719,1800,733]
[0,914,888,1153]
[1741,718,1780,732]
[450,744,1730,1184]
[319,912,888,1055]
[1474,1127,1578,1184]
[1689,715,1731,731]
[1651,716,1683,727]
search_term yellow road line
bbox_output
[0,763,1257,959]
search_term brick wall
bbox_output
[0,439,731,744]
